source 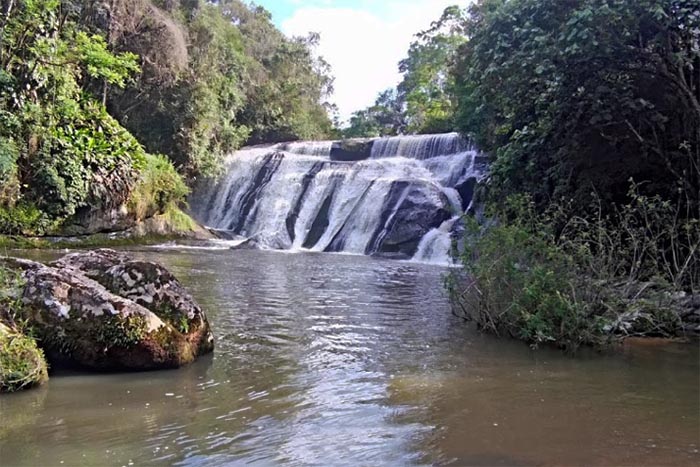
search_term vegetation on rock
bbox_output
[0,265,48,392]
[0,250,214,374]
[0,321,48,392]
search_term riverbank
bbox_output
[448,196,700,351]
[0,207,214,251]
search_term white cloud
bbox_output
[281,0,462,124]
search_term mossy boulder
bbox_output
[1,250,214,371]
[53,249,214,353]
[0,320,48,393]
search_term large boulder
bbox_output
[2,250,214,371]
[372,181,452,258]
[60,162,138,235]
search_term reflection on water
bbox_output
[1,249,698,466]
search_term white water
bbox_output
[191,133,486,263]
[370,132,471,160]
[413,218,458,265]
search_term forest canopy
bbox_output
[0,0,335,235]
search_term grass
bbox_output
[0,323,49,392]
[128,154,189,222]
[0,266,48,393]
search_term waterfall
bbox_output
[191,133,487,263]
[413,218,458,265]
[369,132,471,160]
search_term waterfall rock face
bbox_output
[191,133,487,263]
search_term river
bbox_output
[1,248,698,466]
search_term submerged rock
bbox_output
[1,250,214,371]
[330,139,373,161]
[228,237,259,250]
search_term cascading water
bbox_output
[191,132,487,264]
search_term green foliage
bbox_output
[103,0,334,177]
[453,0,700,211]
[343,88,406,138]
[30,103,146,222]
[0,137,20,206]
[0,204,51,236]
[0,325,48,393]
[92,313,148,348]
[0,265,48,393]
[447,0,699,349]
[343,5,465,137]
[399,5,465,134]
[452,200,603,350]
[0,0,146,234]
[160,205,198,233]
[128,154,189,221]
[451,188,699,350]
[1,0,335,237]
[74,32,140,88]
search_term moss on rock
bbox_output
[0,251,214,372]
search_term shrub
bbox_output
[0,137,20,206]
[0,266,48,393]
[0,204,55,236]
[0,324,49,393]
[450,188,699,351]
[451,217,604,351]
[29,103,147,220]
[128,154,190,221]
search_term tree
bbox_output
[453,0,700,213]
[342,5,465,138]
[342,88,406,138]
[398,5,465,134]
[0,0,146,230]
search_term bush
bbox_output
[0,324,49,393]
[0,204,56,236]
[450,189,699,351]
[128,154,190,221]
[451,217,604,351]
[29,103,146,220]
[0,137,20,206]
[0,266,48,393]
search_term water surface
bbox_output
[1,249,698,466]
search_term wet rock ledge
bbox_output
[0,249,214,392]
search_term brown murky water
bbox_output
[1,248,698,466]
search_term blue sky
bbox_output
[252,0,466,123]
[255,1,405,27]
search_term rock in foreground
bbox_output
[2,250,214,371]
